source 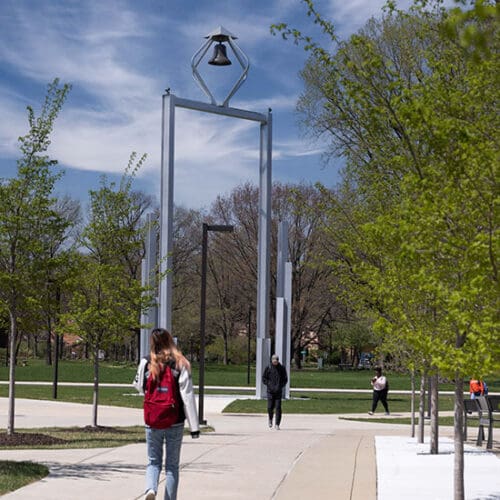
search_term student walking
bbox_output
[133,328,199,500]
[368,366,390,416]
[262,354,288,430]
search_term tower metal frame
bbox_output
[158,93,272,398]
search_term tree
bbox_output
[206,182,344,367]
[60,155,153,427]
[171,206,204,359]
[0,79,71,435]
[40,196,81,366]
[273,2,499,498]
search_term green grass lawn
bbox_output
[0,384,144,409]
[3,359,499,392]
[0,461,49,495]
[2,359,499,415]
[223,392,456,414]
[339,416,478,427]
[0,384,455,414]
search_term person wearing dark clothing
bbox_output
[262,354,288,430]
[368,366,390,415]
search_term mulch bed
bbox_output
[0,426,126,447]
[0,433,67,447]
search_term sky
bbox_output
[0,0,421,211]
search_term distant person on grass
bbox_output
[368,366,390,416]
[133,328,199,500]
[263,354,288,430]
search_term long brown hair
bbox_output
[149,328,190,381]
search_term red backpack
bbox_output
[144,363,181,429]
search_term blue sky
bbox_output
[0,0,420,210]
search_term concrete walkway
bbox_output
[0,396,498,499]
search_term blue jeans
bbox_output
[145,423,184,500]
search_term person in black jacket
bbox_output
[262,354,288,430]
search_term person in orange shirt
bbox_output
[469,378,488,399]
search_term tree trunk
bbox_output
[430,372,439,454]
[52,332,60,399]
[46,315,52,366]
[293,345,302,369]
[135,328,141,363]
[454,375,465,500]
[92,345,100,427]
[15,336,22,361]
[33,334,38,358]
[418,371,426,443]
[223,332,229,365]
[7,309,17,435]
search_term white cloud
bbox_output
[0,2,158,99]
[3,0,425,207]
[233,94,298,112]
[325,0,457,37]
[274,140,325,159]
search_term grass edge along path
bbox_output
[0,425,213,495]
[0,460,49,495]
[0,425,214,450]
[223,393,456,414]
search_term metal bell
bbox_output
[208,42,231,66]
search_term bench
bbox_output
[463,399,482,441]
[475,395,500,449]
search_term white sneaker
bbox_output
[275,425,280,430]
[268,419,273,428]
[368,411,374,415]
[145,490,155,500]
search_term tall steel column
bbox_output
[274,221,291,399]
[283,261,292,399]
[159,93,176,332]
[255,109,272,399]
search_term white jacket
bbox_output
[133,358,199,433]
[371,375,387,391]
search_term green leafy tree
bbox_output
[273,1,498,498]
[39,196,81,365]
[60,155,153,427]
[0,79,71,435]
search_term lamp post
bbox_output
[198,223,234,425]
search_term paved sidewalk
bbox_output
[0,396,498,499]
[0,397,391,499]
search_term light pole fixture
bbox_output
[198,223,234,425]
[191,26,249,107]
